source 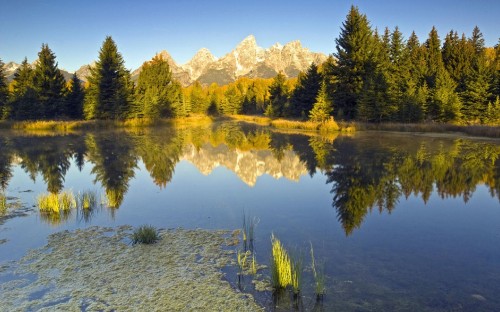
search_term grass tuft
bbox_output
[132,225,160,245]
[270,234,292,290]
[310,243,326,300]
[37,191,76,213]
[0,192,6,214]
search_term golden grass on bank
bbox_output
[353,122,500,138]
[229,115,272,126]
[37,191,76,213]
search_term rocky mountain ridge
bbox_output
[3,35,327,86]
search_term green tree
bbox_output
[309,82,332,122]
[10,58,38,119]
[399,32,427,121]
[460,27,492,123]
[135,54,178,118]
[424,26,444,90]
[222,84,243,114]
[32,44,67,119]
[433,68,462,122]
[84,36,133,119]
[494,39,500,98]
[330,5,374,119]
[289,63,322,118]
[267,72,288,117]
[65,73,84,119]
[189,81,209,114]
[0,58,8,119]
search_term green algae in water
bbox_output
[0,226,263,311]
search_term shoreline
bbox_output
[1,115,499,139]
[0,225,264,311]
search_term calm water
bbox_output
[1,122,500,311]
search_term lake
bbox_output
[1,121,500,311]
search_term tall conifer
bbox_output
[84,36,133,119]
[33,44,66,119]
[66,73,84,119]
[10,58,37,119]
[0,58,8,119]
[330,5,374,119]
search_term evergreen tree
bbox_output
[432,67,462,122]
[32,44,66,119]
[494,39,500,98]
[288,63,322,118]
[135,54,176,118]
[461,27,492,123]
[10,58,38,119]
[169,81,187,117]
[190,81,209,114]
[0,58,8,119]
[84,36,133,119]
[309,82,332,122]
[330,5,374,119]
[222,84,243,114]
[267,72,288,117]
[65,73,84,119]
[424,26,444,90]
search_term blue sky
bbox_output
[1,0,498,72]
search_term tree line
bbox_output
[0,6,499,124]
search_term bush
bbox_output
[132,225,160,244]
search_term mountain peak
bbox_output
[192,48,217,61]
[236,35,258,50]
[183,48,217,81]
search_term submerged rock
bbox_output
[0,226,263,311]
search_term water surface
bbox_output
[0,122,499,311]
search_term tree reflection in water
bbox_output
[0,124,499,230]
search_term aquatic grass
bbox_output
[132,225,160,245]
[37,193,61,213]
[242,211,258,252]
[0,193,6,214]
[270,234,292,290]
[251,254,257,275]
[59,191,76,211]
[310,243,326,300]
[76,190,98,210]
[76,190,100,223]
[290,252,304,296]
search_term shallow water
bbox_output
[0,122,499,311]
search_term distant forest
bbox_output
[0,6,499,124]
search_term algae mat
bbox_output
[0,226,263,311]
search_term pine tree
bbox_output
[494,39,500,98]
[65,73,84,119]
[190,81,209,114]
[433,67,461,122]
[425,26,444,90]
[10,58,38,119]
[309,82,333,122]
[135,54,177,118]
[461,27,492,123]
[289,63,322,118]
[330,5,374,119]
[84,36,133,120]
[0,58,8,119]
[33,44,66,119]
[267,72,288,117]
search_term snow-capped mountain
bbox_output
[3,35,327,86]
